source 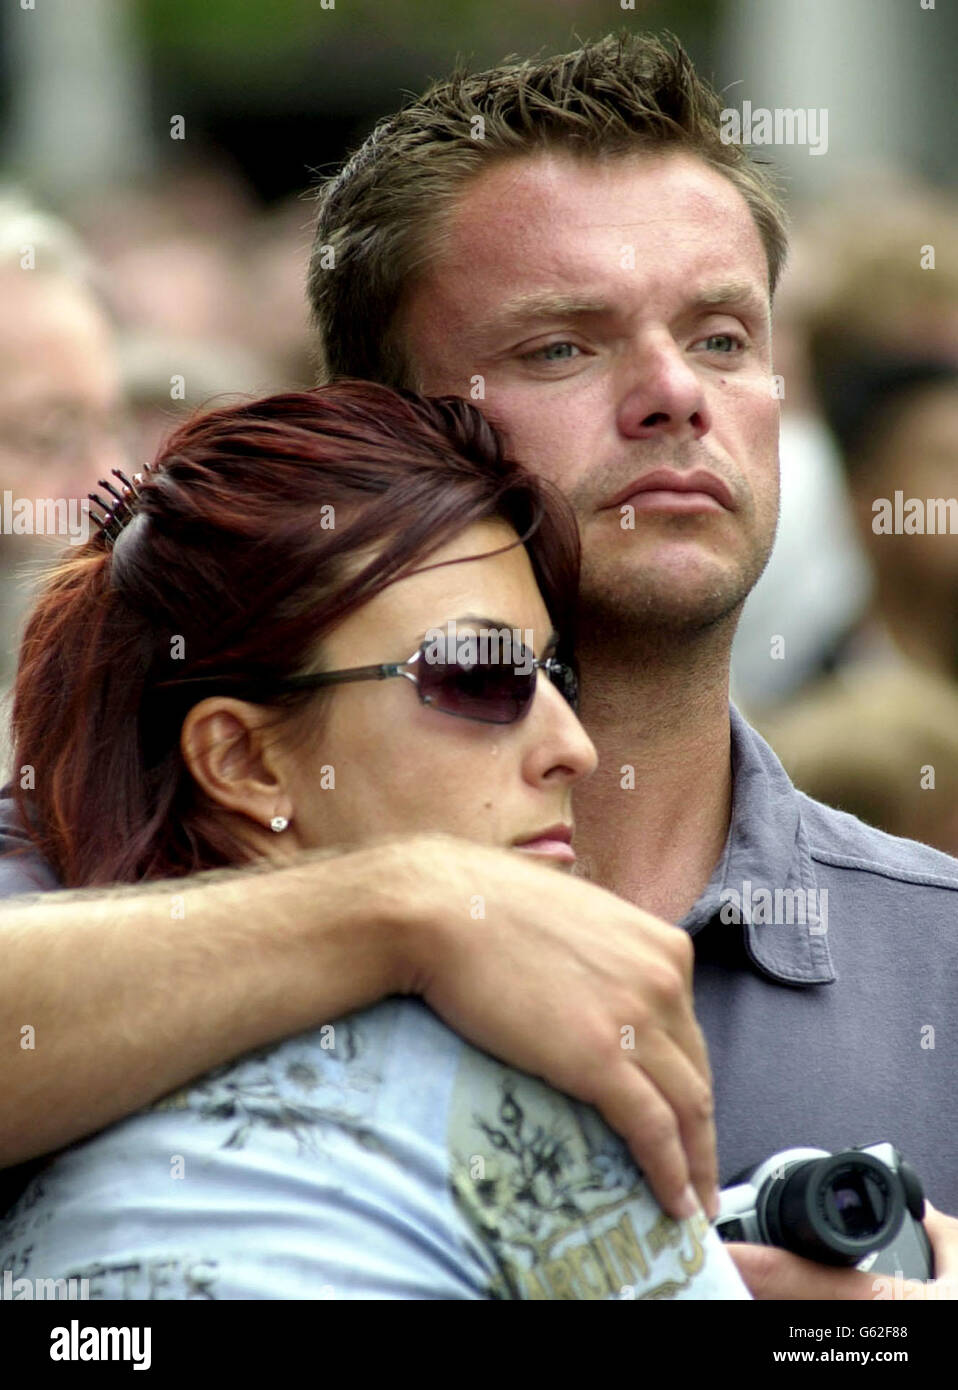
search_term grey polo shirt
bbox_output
[2,706,957,1212]
[684,707,958,1211]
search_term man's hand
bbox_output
[726,1202,958,1299]
[394,833,718,1223]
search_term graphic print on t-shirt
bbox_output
[448,1050,717,1300]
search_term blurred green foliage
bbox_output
[138,0,718,81]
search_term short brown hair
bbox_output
[308,32,788,387]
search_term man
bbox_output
[2,34,957,1298]
[0,191,128,703]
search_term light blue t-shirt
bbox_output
[0,998,749,1300]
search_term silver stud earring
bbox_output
[270,815,290,834]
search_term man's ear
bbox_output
[179,698,293,830]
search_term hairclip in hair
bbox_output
[88,466,154,548]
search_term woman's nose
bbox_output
[523,671,598,785]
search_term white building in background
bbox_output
[2,0,152,199]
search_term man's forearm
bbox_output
[0,843,416,1166]
[1,832,721,1221]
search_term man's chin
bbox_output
[580,575,749,637]
[577,546,768,637]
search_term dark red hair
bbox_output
[7,381,581,886]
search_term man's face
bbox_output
[0,270,126,506]
[399,150,780,635]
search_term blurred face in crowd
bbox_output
[852,382,958,598]
[400,151,781,637]
[0,269,127,510]
[183,519,598,867]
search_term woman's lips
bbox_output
[514,839,577,864]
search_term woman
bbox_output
[0,382,748,1300]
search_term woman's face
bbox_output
[267,519,597,867]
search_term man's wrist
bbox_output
[281,834,456,1006]
[372,832,467,999]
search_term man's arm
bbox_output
[1,833,717,1220]
[1,846,405,1168]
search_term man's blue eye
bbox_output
[703,335,740,352]
[532,342,578,361]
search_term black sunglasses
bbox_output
[155,629,579,727]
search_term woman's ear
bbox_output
[180,698,293,831]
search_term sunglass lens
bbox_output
[417,636,536,724]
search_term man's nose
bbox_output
[616,334,712,442]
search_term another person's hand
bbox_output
[726,1201,958,1299]
[394,833,717,1222]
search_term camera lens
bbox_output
[760,1152,905,1266]
[828,1173,884,1239]
[831,1173,878,1238]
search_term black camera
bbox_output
[716,1142,934,1280]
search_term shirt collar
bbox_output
[679,705,836,985]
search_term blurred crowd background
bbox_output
[0,0,956,851]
